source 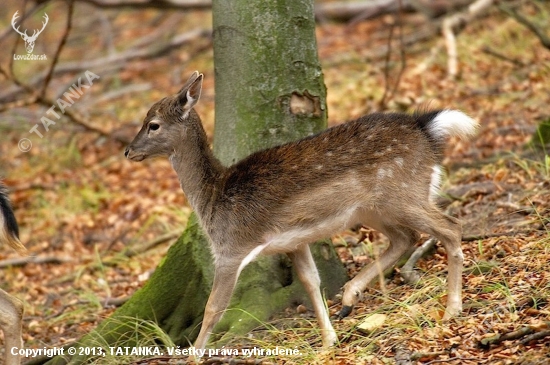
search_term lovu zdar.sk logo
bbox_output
[12,11,48,60]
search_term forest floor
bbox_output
[1,1,549,364]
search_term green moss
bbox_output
[530,117,550,150]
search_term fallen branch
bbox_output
[423,357,482,365]
[0,255,72,268]
[441,0,494,78]
[520,329,550,345]
[498,2,550,50]
[480,322,550,347]
[122,230,181,258]
[314,0,475,23]
[400,237,437,285]
[481,45,525,66]
[102,295,131,307]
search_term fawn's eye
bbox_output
[149,123,160,131]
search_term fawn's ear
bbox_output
[177,72,203,116]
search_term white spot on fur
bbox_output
[326,151,333,157]
[394,157,404,167]
[316,165,323,170]
[430,165,443,200]
[377,168,386,179]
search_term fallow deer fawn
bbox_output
[1,182,27,365]
[125,71,478,351]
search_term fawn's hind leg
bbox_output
[341,225,420,317]
[288,244,337,347]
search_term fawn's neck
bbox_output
[169,114,225,218]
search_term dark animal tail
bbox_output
[0,182,26,255]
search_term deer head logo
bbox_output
[11,11,49,54]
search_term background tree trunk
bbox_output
[212,0,327,164]
[209,0,347,345]
[45,0,347,363]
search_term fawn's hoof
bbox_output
[338,305,353,319]
[322,330,338,347]
[442,306,462,320]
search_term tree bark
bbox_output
[45,1,347,363]
[208,0,348,345]
[212,0,327,164]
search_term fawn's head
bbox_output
[125,71,203,161]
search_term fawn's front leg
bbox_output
[288,245,337,347]
[194,260,241,352]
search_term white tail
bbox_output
[125,71,479,353]
[0,183,25,365]
[427,109,478,140]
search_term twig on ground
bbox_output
[441,0,494,78]
[480,322,550,347]
[409,350,448,361]
[122,230,181,258]
[423,357,482,365]
[400,237,437,285]
[520,329,550,345]
[481,45,525,67]
[314,0,474,24]
[102,295,131,307]
[0,255,72,268]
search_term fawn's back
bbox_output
[208,111,445,255]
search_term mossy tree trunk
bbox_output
[209,0,347,344]
[45,1,347,363]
